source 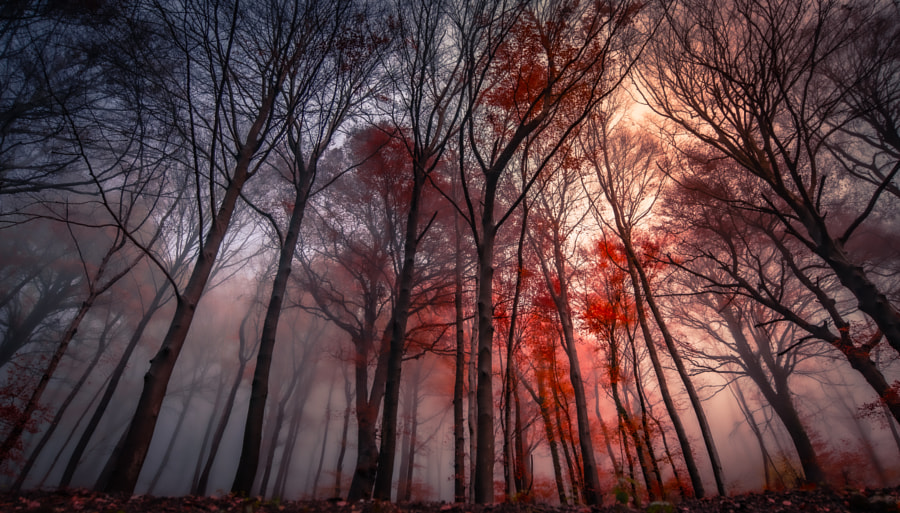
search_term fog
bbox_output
[2,0,900,506]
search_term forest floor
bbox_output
[2,486,899,513]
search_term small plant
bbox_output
[646,501,675,513]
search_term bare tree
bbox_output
[103,0,314,493]
[230,0,387,495]
[638,0,900,357]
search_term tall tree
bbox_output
[105,0,309,493]
[582,117,723,496]
[639,0,900,357]
[527,140,604,503]
[230,0,386,495]
[373,0,466,498]
[451,0,650,501]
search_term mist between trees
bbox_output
[1,0,898,506]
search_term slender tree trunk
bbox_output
[197,354,249,493]
[502,209,527,499]
[468,318,478,502]
[524,373,566,504]
[623,254,705,498]
[617,416,640,507]
[374,169,426,500]
[534,223,602,504]
[629,332,664,499]
[259,368,303,497]
[148,376,201,494]
[274,396,304,499]
[551,373,581,504]
[402,397,419,502]
[12,313,116,490]
[274,367,315,499]
[730,382,775,489]
[608,337,653,503]
[649,409,686,497]
[453,219,467,503]
[512,385,528,495]
[311,374,336,499]
[334,375,352,498]
[191,373,226,493]
[625,242,725,495]
[60,282,169,488]
[594,378,621,480]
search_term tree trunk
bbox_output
[625,241,725,495]
[453,219,467,503]
[105,145,257,493]
[60,282,169,488]
[12,313,116,490]
[197,352,249,493]
[347,334,390,501]
[623,254,705,498]
[503,209,527,499]
[594,378,622,481]
[551,370,582,504]
[191,373,226,493]
[259,367,303,497]
[473,196,498,504]
[730,382,777,490]
[311,374,336,499]
[512,385,528,495]
[334,375,352,498]
[524,373,566,504]
[374,169,426,500]
[608,335,653,503]
[629,331,664,499]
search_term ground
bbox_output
[1,486,899,513]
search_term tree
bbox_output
[639,0,900,358]
[662,151,900,426]
[230,0,387,495]
[451,0,651,501]
[372,0,467,498]
[582,116,724,496]
[295,134,401,500]
[526,138,604,503]
[0,218,140,468]
[103,0,313,493]
[673,285,828,484]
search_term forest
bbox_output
[0,0,898,508]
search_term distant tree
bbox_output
[672,285,828,484]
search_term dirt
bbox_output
[1,486,898,513]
